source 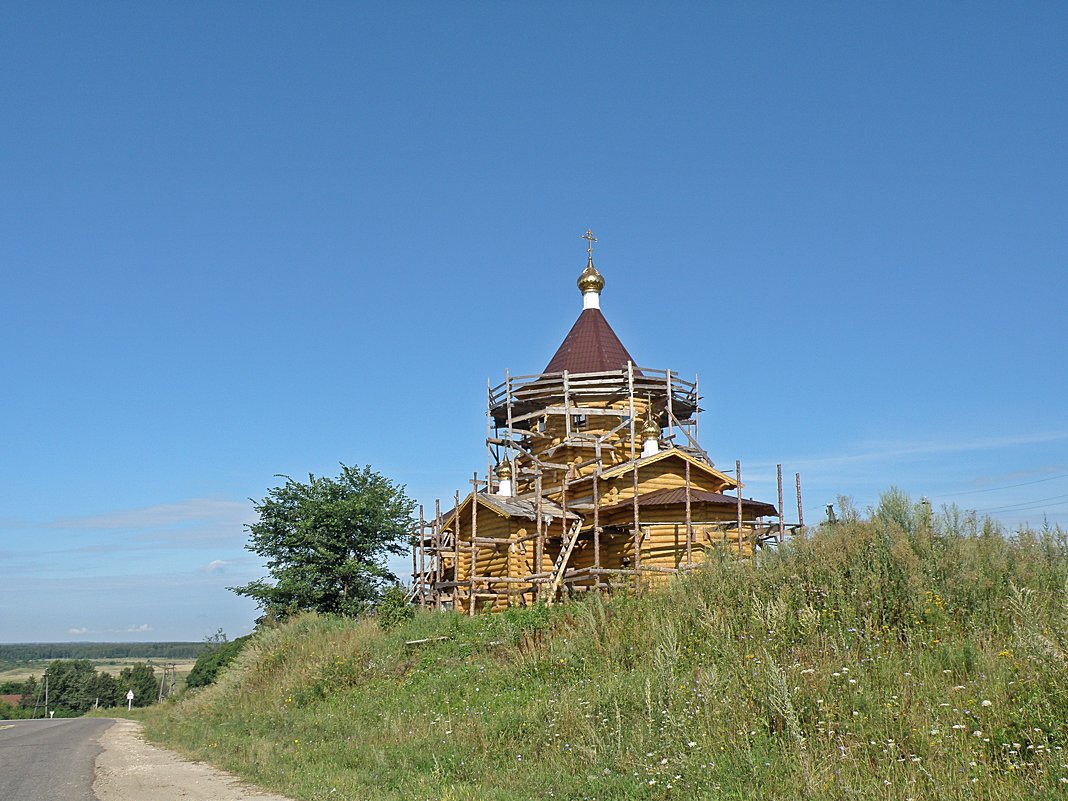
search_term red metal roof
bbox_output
[601,487,779,518]
[543,308,637,374]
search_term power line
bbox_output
[987,509,1068,521]
[930,472,1068,499]
[984,505,1068,522]
[977,492,1068,514]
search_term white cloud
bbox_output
[203,559,234,573]
[69,627,88,635]
[53,498,251,530]
[127,624,152,633]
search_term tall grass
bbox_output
[142,491,1068,800]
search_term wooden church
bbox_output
[412,233,800,613]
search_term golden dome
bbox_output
[577,258,605,294]
[642,414,660,438]
[496,460,513,479]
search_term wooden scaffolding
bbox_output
[410,361,804,613]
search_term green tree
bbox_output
[118,663,159,708]
[16,676,37,710]
[230,464,414,619]
[44,660,97,715]
[89,670,121,708]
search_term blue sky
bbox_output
[2,3,1065,642]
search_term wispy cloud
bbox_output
[203,559,236,573]
[1,571,260,594]
[15,497,263,554]
[968,464,1068,488]
[64,624,159,635]
[755,431,1068,473]
[52,499,251,530]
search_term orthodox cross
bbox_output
[582,229,597,259]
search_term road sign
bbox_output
[126,689,134,711]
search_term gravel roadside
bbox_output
[94,719,297,801]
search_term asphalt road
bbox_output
[0,718,114,801]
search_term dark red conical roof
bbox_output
[543,308,637,374]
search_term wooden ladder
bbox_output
[545,520,583,604]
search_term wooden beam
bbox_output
[563,370,571,440]
[410,529,418,605]
[777,464,784,544]
[666,368,674,437]
[535,468,544,603]
[469,472,478,616]
[627,360,636,463]
[454,490,461,587]
[486,379,494,494]
[434,498,442,609]
[593,469,601,572]
[420,508,429,606]
[736,460,743,561]
[694,372,700,442]
[632,468,640,588]
[471,576,549,585]
[685,459,693,567]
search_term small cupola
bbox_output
[577,260,604,310]
[641,413,661,457]
[495,460,514,497]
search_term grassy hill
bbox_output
[140,494,1068,800]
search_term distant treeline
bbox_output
[0,642,206,662]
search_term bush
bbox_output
[185,636,252,689]
[0,698,32,720]
[376,585,414,631]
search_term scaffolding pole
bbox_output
[736,460,743,560]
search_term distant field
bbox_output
[0,642,205,691]
[0,658,199,687]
